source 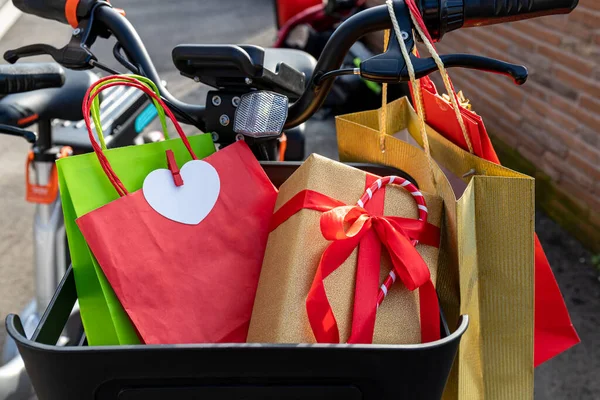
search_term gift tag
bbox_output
[142,155,220,225]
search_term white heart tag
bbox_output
[142,160,220,225]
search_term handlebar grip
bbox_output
[12,0,96,26]
[463,0,579,27]
[0,63,65,95]
[12,0,69,24]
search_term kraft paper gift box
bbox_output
[247,154,443,344]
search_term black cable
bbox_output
[113,43,140,74]
[315,67,359,85]
[96,6,207,131]
[161,98,201,127]
[81,1,113,46]
[89,59,121,75]
[83,4,203,129]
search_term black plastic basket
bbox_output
[6,162,468,400]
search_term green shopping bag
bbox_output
[57,76,216,345]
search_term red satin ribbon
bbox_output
[349,175,384,344]
[270,189,441,344]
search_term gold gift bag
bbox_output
[336,22,535,399]
[338,97,535,399]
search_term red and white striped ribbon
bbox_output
[356,176,428,308]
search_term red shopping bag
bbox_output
[76,78,277,344]
[418,77,492,161]
[405,0,579,366]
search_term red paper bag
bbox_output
[405,0,579,366]
[76,79,277,344]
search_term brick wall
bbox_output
[433,1,600,250]
[367,0,600,251]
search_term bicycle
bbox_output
[3,0,579,398]
[0,62,160,398]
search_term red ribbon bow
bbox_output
[270,188,441,345]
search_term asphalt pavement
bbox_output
[0,1,597,399]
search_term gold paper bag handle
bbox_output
[381,0,473,159]
[379,26,439,182]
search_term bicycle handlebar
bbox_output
[462,0,579,27]
[287,0,583,126]
[92,5,396,129]
[94,6,207,128]
[11,0,579,128]
[288,5,390,127]
[12,0,69,24]
[11,0,98,26]
[415,0,578,39]
[14,0,579,32]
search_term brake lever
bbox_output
[3,3,113,71]
[0,124,37,144]
[359,9,528,86]
[4,27,97,70]
[4,42,97,70]
[3,44,58,63]
[412,54,528,85]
